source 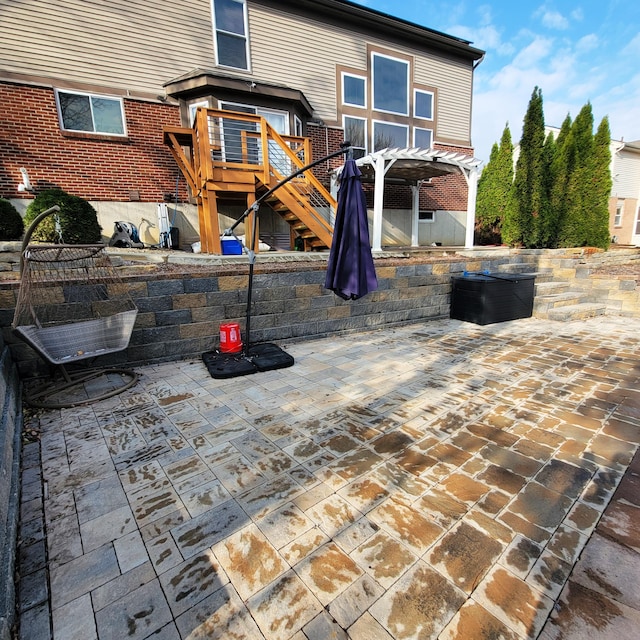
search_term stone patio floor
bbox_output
[15,315,640,640]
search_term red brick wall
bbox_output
[0,83,187,202]
[308,123,472,211]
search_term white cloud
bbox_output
[511,35,554,68]
[576,34,599,53]
[540,9,569,30]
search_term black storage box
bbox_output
[450,272,536,325]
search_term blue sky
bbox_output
[351,0,640,163]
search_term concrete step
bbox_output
[535,281,570,296]
[534,291,585,313]
[546,303,607,322]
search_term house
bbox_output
[610,139,640,246]
[0,0,484,252]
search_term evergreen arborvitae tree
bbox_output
[535,131,557,248]
[557,103,594,247]
[510,87,546,247]
[549,114,573,247]
[586,116,612,249]
[475,124,514,244]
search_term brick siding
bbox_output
[0,82,187,202]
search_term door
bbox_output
[218,102,289,168]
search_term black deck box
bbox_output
[450,272,536,325]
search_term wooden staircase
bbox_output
[164,107,337,254]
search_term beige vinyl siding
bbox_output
[1,0,474,143]
[248,4,474,144]
[613,150,640,199]
[0,0,216,94]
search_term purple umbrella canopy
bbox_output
[325,158,378,300]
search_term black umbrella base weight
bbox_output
[202,343,294,379]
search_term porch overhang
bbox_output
[332,148,482,250]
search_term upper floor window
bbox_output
[414,90,434,120]
[414,127,433,149]
[372,53,408,115]
[343,73,366,108]
[55,90,126,135]
[212,0,249,70]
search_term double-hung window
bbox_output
[212,0,250,70]
[55,90,126,136]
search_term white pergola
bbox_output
[331,148,483,250]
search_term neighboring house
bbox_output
[610,139,640,246]
[0,0,484,252]
[544,127,640,247]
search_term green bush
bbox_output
[23,189,102,244]
[0,198,25,240]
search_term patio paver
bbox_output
[15,315,640,639]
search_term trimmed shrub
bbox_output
[23,189,102,244]
[0,198,25,240]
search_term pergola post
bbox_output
[411,182,422,247]
[372,154,386,252]
[464,166,479,249]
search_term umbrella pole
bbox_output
[230,143,352,356]
[243,204,259,356]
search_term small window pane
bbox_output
[373,54,408,115]
[216,32,247,68]
[214,0,245,35]
[343,75,365,107]
[58,93,93,132]
[419,210,435,222]
[415,91,433,119]
[344,117,365,148]
[414,127,433,149]
[92,98,125,134]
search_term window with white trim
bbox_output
[344,116,367,158]
[55,90,126,135]
[189,100,209,126]
[342,73,366,108]
[414,89,434,120]
[414,127,433,149]
[419,210,435,222]
[614,201,623,227]
[372,53,409,115]
[373,121,408,151]
[212,0,250,70]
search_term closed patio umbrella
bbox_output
[325,158,378,300]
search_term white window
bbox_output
[212,0,250,70]
[189,100,209,126]
[373,121,408,151]
[414,90,434,120]
[614,201,623,227]
[342,73,366,108]
[55,90,126,135]
[372,53,409,115]
[344,116,367,158]
[294,115,303,137]
[419,210,435,222]
[414,127,433,149]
